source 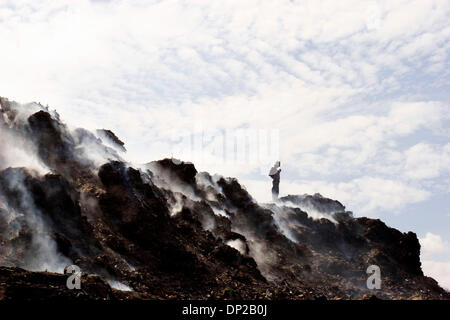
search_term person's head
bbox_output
[275,161,280,167]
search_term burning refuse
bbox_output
[0,97,448,300]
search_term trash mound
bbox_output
[0,97,448,300]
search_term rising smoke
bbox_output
[1,97,439,300]
[0,98,126,274]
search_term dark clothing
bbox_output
[270,170,280,200]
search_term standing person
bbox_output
[269,161,281,201]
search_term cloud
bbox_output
[0,0,449,225]
[1,0,449,292]
[1,1,449,107]
[420,233,449,256]
[241,176,430,216]
[405,143,450,180]
[422,261,450,291]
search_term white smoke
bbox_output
[282,199,338,224]
[1,101,44,126]
[202,213,216,231]
[26,233,72,273]
[196,172,225,197]
[245,234,278,282]
[0,126,49,175]
[72,128,124,170]
[122,258,136,272]
[0,169,71,273]
[107,279,133,292]
[226,239,246,255]
[210,206,230,218]
[144,161,201,202]
[168,192,184,217]
[265,204,299,243]
[142,161,206,220]
[1,98,125,175]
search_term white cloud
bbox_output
[385,101,447,135]
[0,0,449,223]
[422,261,450,291]
[420,233,449,256]
[1,0,449,108]
[241,176,430,216]
[405,143,450,180]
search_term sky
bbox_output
[0,0,449,290]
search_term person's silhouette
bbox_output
[268,161,281,201]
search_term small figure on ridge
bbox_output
[269,161,281,201]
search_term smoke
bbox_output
[168,192,184,217]
[244,233,279,282]
[0,96,438,300]
[0,198,22,243]
[195,172,226,199]
[1,97,127,179]
[1,100,44,126]
[0,98,119,273]
[25,232,72,273]
[210,206,230,218]
[193,172,284,280]
[72,128,124,169]
[281,198,338,224]
[107,279,133,292]
[226,239,246,255]
[201,212,216,231]
[265,204,299,243]
[96,129,127,153]
[143,161,205,220]
[145,162,201,202]
[0,126,49,175]
[0,169,71,273]
[122,258,136,272]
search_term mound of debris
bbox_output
[97,129,126,152]
[0,97,448,300]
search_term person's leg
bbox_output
[272,180,279,200]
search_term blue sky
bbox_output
[0,0,449,289]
